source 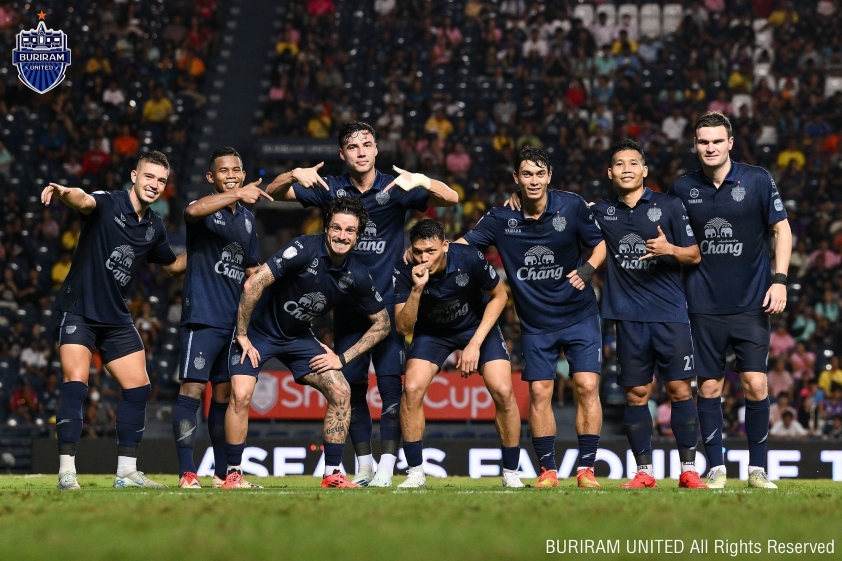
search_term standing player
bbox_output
[172,147,270,488]
[593,140,706,489]
[394,219,524,489]
[462,147,606,488]
[266,121,458,486]
[226,197,390,488]
[41,151,186,489]
[669,111,791,489]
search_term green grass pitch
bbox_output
[0,475,839,561]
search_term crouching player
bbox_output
[395,219,524,488]
[227,197,390,488]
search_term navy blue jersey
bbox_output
[668,161,787,314]
[463,190,603,334]
[593,188,696,322]
[58,190,177,325]
[393,243,499,337]
[181,201,260,329]
[249,234,385,340]
[292,171,429,305]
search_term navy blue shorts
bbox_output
[616,321,695,387]
[228,329,324,382]
[180,324,235,384]
[58,312,144,364]
[690,309,770,377]
[407,325,510,371]
[335,307,404,384]
[521,314,602,381]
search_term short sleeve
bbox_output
[576,196,604,248]
[764,172,788,226]
[462,211,497,250]
[393,262,413,305]
[394,173,431,212]
[292,179,333,209]
[85,190,114,221]
[473,249,500,292]
[147,222,177,265]
[246,218,261,268]
[669,197,696,248]
[350,265,386,315]
[267,238,309,280]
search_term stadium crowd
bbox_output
[2,0,842,441]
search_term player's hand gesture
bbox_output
[503,191,522,211]
[384,166,432,193]
[763,284,787,314]
[411,263,430,288]
[457,341,480,378]
[41,182,71,205]
[640,226,673,261]
[566,268,586,290]
[292,162,329,190]
[309,342,343,374]
[236,333,260,368]
[238,178,273,204]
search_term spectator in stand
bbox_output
[810,240,841,270]
[789,341,816,384]
[767,358,795,400]
[424,106,453,141]
[39,122,69,162]
[770,410,809,438]
[445,142,471,180]
[9,379,41,424]
[769,323,796,359]
[51,251,72,290]
[818,358,842,396]
[769,392,797,427]
[590,11,615,49]
[113,125,140,158]
[777,138,806,170]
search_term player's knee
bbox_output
[402,379,427,405]
[665,382,692,402]
[529,382,554,405]
[179,381,204,400]
[574,375,599,400]
[742,377,768,400]
[230,386,253,410]
[326,374,351,404]
[489,384,515,408]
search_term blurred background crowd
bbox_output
[1,0,841,441]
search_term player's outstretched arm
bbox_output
[458,281,507,377]
[384,165,459,206]
[161,253,187,277]
[265,162,329,201]
[764,219,792,315]
[339,309,391,365]
[640,226,701,264]
[41,183,96,214]
[235,264,275,367]
[184,179,270,223]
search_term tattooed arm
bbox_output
[235,263,275,367]
[308,309,391,375]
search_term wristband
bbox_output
[392,166,432,191]
[339,353,347,367]
[771,273,787,286]
[576,262,596,285]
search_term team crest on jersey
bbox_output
[65,325,76,335]
[455,272,469,287]
[12,20,72,94]
[193,355,206,370]
[336,189,347,198]
[731,185,746,202]
[145,225,155,241]
[376,190,390,205]
[701,218,742,256]
[251,376,278,414]
[282,246,297,259]
[245,218,253,234]
[552,214,566,232]
[338,275,353,289]
[647,207,662,222]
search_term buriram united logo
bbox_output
[12,15,71,94]
[430,299,469,324]
[701,218,742,256]
[356,220,385,254]
[516,245,564,281]
[616,233,654,271]
[105,245,135,287]
[215,242,245,282]
[284,291,327,323]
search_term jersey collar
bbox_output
[119,189,153,224]
[339,170,387,192]
[612,187,652,209]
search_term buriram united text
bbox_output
[545,539,835,555]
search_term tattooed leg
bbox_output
[302,370,351,444]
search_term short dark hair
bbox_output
[695,111,733,138]
[515,146,550,172]
[209,146,241,171]
[324,195,369,232]
[409,219,446,243]
[338,121,376,147]
[137,150,170,171]
[608,139,645,164]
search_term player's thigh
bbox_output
[729,309,771,374]
[652,322,696,383]
[403,358,439,401]
[180,324,235,385]
[104,349,149,389]
[57,312,97,383]
[560,314,602,375]
[97,323,148,388]
[616,321,656,389]
[480,359,514,400]
[689,313,730,380]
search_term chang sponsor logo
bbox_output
[516,245,564,281]
[430,299,469,324]
[283,292,327,323]
[700,218,742,256]
[355,220,386,254]
[105,245,135,286]
[215,242,245,282]
[616,233,654,271]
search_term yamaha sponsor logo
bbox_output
[731,185,746,202]
[105,245,135,286]
[430,299,469,324]
[616,233,655,271]
[306,258,319,276]
[145,225,155,241]
[12,19,71,94]
[376,190,390,205]
[603,206,617,221]
[688,187,703,204]
[455,272,469,287]
[700,218,742,256]
[507,219,518,228]
[647,207,662,222]
[356,220,386,254]
[505,217,521,234]
[552,214,567,232]
[215,242,245,282]
[213,211,226,226]
[516,245,564,281]
[283,292,327,323]
[113,214,126,228]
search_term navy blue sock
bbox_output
[323,442,344,468]
[671,398,700,462]
[349,383,372,456]
[745,397,770,469]
[56,381,87,452]
[208,400,229,479]
[624,404,653,466]
[226,441,245,469]
[577,434,600,469]
[531,435,556,471]
[172,395,200,476]
[502,446,520,471]
[378,375,402,455]
[403,440,423,468]
[116,385,151,449]
[697,396,724,467]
